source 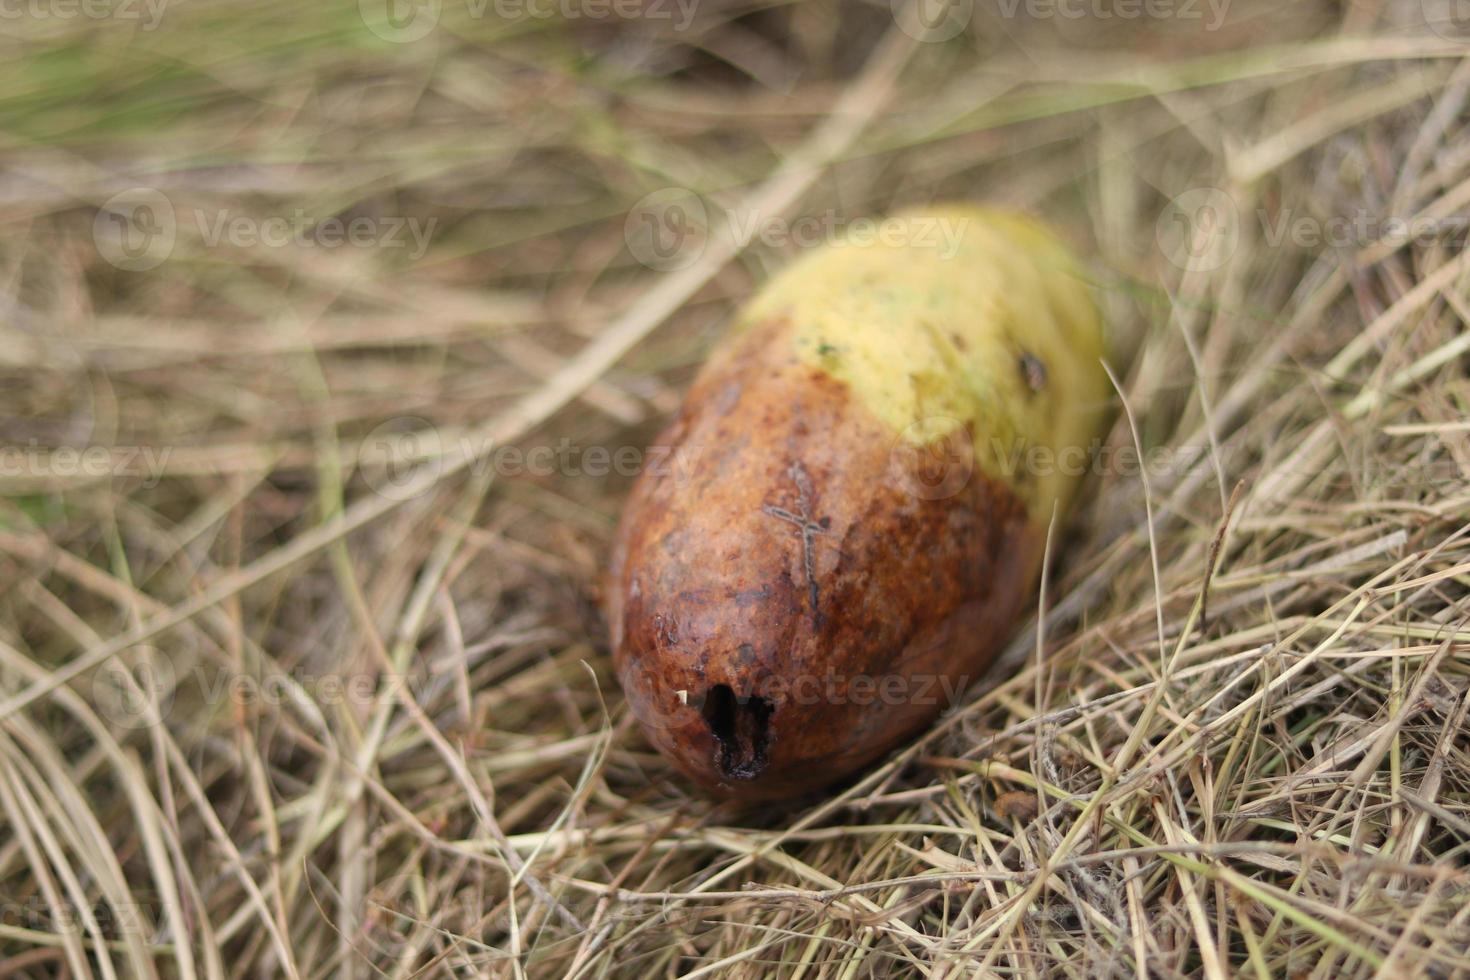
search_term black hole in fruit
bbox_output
[700,684,772,780]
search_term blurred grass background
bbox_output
[3,0,1470,976]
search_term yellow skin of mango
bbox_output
[732,205,1112,521]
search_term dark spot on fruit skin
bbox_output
[654,614,678,649]
[606,316,1042,802]
[1019,351,1047,393]
[732,586,771,606]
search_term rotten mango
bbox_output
[607,206,1110,801]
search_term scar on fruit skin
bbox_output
[760,462,831,614]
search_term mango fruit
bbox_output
[607,206,1110,801]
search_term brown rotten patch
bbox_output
[606,317,1042,801]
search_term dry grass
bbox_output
[3,0,1470,976]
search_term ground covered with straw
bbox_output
[3,0,1470,976]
